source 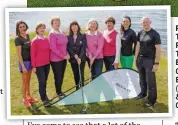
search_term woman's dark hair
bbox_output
[16,20,29,36]
[69,21,81,35]
[120,16,131,33]
[105,16,116,25]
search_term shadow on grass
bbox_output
[26,103,46,115]
[44,105,72,114]
[45,98,168,115]
[20,97,168,115]
[27,103,72,115]
[147,102,169,113]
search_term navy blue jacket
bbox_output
[67,33,87,63]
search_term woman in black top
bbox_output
[67,21,87,90]
[14,21,38,108]
[120,16,137,68]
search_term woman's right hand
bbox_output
[77,58,81,65]
[22,66,27,73]
[90,57,95,66]
[64,55,70,60]
[32,68,36,73]
[89,54,93,60]
[113,62,118,69]
[74,54,79,59]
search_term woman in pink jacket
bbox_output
[48,17,70,98]
[85,19,104,80]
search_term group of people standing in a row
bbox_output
[14,15,161,108]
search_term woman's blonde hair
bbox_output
[35,22,46,34]
[87,18,98,30]
[50,16,61,25]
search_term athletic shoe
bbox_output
[23,99,31,108]
[28,97,38,103]
[145,102,154,107]
[58,93,65,99]
[135,94,146,100]
[43,100,52,107]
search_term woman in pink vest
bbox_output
[103,17,121,71]
[48,16,69,98]
[31,22,51,107]
[85,19,104,79]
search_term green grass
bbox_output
[10,32,168,115]
[27,0,178,16]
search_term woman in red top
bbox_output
[31,22,51,107]
[103,17,121,71]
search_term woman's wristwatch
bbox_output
[154,62,159,65]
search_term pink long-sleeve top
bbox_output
[85,31,104,59]
[48,29,68,62]
[31,36,50,68]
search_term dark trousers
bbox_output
[104,56,115,71]
[136,56,157,104]
[36,64,50,101]
[87,58,103,80]
[51,60,67,95]
[70,62,85,90]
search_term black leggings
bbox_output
[70,62,85,90]
[87,58,103,80]
[104,56,115,71]
[36,64,50,101]
[51,60,67,95]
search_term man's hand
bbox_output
[152,64,159,72]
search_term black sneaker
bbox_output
[43,100,52,107]
[145,102,154,107]
[58,93,65,99]
[135,94,146,100]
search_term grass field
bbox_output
[10,32,168,115]
[27,0,178,16]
